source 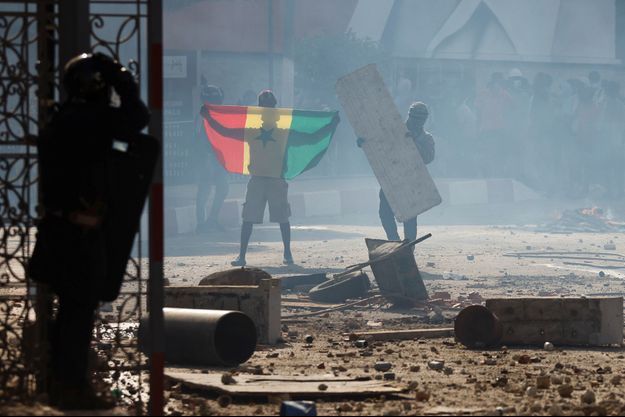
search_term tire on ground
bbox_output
[198,268,271,286]
[308,271,371,303]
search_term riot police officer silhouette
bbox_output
[30,52,153,409]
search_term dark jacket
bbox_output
[38,100,149,214]
[408,129,435,165]
[30,96,149,303]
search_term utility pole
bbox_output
[148,0,165,414]
[268,0,274,90]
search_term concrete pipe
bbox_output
[139,308,257,367]
[454,305,503,349]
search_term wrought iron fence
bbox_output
[0,1,156,412]
[89,1,150,412]
[0,1,56,400]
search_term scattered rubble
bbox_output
[536,375,551,389]
[581,389,596,404]
[374,362,392,372]
[26,225,625,416]
[221,373,237,385]
[217,395,232,408]
[428,360,445,371]
[557,384,573,398]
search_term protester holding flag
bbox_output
[200,89,339,266]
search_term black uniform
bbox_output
[29,53,149,406]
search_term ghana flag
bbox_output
[201,104,339,179]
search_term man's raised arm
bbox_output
[288,113,340,147]
[200,105,245,139]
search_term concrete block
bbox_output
[486,297,623,346]
[340,188,378,215]
[512,180,541,201]
[303,191,341,217]
[164,207,179,236]
[289,193,306,218]
[164,278,281,345]
[433,180,451,206]
[218,199,242,227]
[174,205,196,234]
[448,180,488,205]
[486,179,515,204]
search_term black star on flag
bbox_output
[255,128,276,147]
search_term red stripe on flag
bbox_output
[203,105,248,174]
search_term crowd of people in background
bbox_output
[194,68,625,201]
[423,69,625,200]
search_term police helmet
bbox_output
[63,52,118,101]
[200,85,224,104]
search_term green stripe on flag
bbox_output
[283,110,338,179]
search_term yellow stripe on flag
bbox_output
[242,112,259,175]
[243,107,293,177]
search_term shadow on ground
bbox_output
[164,225,365,257]
[246,264,346,276]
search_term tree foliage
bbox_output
[294,31,391,107]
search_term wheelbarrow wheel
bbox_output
[308,271,371,303]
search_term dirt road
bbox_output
[158,224,625,416]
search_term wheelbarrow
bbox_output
[330,233,432,306]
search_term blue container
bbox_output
[280,401,317,416]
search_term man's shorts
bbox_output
[241,176,291,224]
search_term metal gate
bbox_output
[0,1,163,413]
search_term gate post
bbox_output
[147,0,164,415]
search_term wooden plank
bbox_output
[283,296,383,320]
[335,64,441,221]
[486,297,623,346]
[281,300,344,310]
[423,406,487,416]
[165,371,403,397]
[280,273,328,290]
[347,328,454,341]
